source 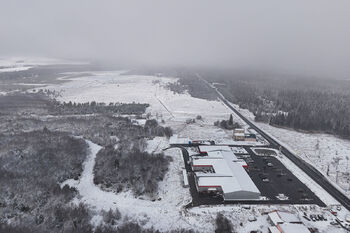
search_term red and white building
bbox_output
[191,145,260,200]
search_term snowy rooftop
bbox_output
[278,223,310,233]
[193,159,232,175]
[197,176,243,194]
[198,145,231,152]
[193,146,260,196]
[203,150,225,159]
[268,226,280,233]
[269,211,284,225]
[268,211,301,226]
[234,133,245,137]
[278,212,300,223]
[230,147,248,154]
[222,153,260,193]
[193,150,239,161]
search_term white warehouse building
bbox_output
[192,146,260,200]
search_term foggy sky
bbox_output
[1,0,350,77]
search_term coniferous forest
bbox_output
[202,70,350,139]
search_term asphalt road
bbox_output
[208,82,350,211]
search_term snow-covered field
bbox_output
[0,57,86,73]
[41,71,244,145]
[62,140,198,232]
[32,70,349,232]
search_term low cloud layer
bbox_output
[1,0,350,77]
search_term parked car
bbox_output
[310,215,316,221]
[262,178,270,183]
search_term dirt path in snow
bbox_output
[61,139,210,232]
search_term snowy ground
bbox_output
[62,139,205,232]
[39,71,247,145]
[33,70,349,232]
[62,139,348,232]
[0,57,86,73]
[231,102,350,198]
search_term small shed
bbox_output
[182,169,189,188]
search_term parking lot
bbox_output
[236,146,325,206]
[180,145,325,207]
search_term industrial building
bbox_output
[233,128,257,142]
[268,211,310,233]
[233,128,245,141]
[191,145,260,200]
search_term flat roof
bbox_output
[279,223,310,233]
[193,146,260,196]
[197,176,243,194]
[269,212,283,225]
[268,211,301,226]
[234,133,245,137]
[268,226,280,233]
[278,212,300,223]
[198,145,231,152]
[234,128,245,132]
[193,159,232,175]
[230,147,248,154]
[224,156,260,194]
[193,150,239,161]
[203,150,224,159]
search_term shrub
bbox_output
[94,145,171,196]
[215,213,234,233]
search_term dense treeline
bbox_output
[269,90,350,137]
[94,144,171,196]
[166,75,218,100]
[0,130,89,232]
[93,119,173,197]
[0,92,149,116]
[52,101,149,115]
[200,70,350,139]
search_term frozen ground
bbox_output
[146,137,170,154]
[232,102,350,198]
[62,140,204,232]
[0,57,86,73]
[62,140,348,232]
[40,71,247,145]
[35,70,349,231]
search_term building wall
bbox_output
[224,190,260,200]
[234,135,245,141]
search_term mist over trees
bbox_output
[202,72,350,139]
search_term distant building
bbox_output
[244,133,257,142]
[233,129,258,142]
[233,128,245,141]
